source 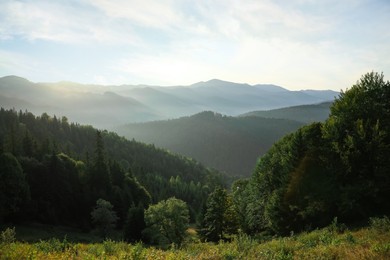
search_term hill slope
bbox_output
[115,111,304,177]
[240,102,333,123]
[0,108,224,224]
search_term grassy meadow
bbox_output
[1,221,390,260]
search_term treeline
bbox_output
[0,109,224,231]
[198,72,390,241]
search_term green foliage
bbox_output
[246,123,336,235]
[34,237,70,253]
[241,102,332,124]
[144,197,189,247]
[369,216,390,233]
[91,199,118,238]
[88,131,111,199]
[1,226,390,259]
[244,72,390,236]
[200,187,239,242]
[323,72,390,221]
[0,108,221,231]
[116,111,304,177]
[124,205,146,242]
[200,187,227,242]
[0,153,30,222]
[231,179,252,233]
[0,227,16,244]
[326,217,347,234]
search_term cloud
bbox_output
[0,49,68,81]
[87,0,182,30]
[0,0,389,90]
[0,0,142,45]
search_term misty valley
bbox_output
[1,72,390,259]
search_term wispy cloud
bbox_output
[0,0,142,45]
[0,0,389,90]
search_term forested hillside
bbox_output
[240,102,332,123]
[0,109,224,231]
[115,112,304,177]
[221,72,390,237]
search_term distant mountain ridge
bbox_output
[240,102,333,123]
[0,75,338,128]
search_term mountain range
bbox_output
[0,76,338,128]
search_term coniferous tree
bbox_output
[201,187,228,242]
[0,153,30,223]
[89,131,111,200]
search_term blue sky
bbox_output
[0,0,389,90]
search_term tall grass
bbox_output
[1,225,390,259]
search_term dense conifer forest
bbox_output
[116,111,304,177]
[0,109,224,241]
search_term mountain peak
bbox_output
[190,79,250,89]
[0,75,31,84]
[192,111,223,118]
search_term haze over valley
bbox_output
[0,75,337,129]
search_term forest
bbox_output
[1,72,390,258]
[0,107,225,243]
[116,111,304,177]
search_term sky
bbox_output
[0,0,389,91]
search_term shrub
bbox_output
[102,239,116,255]
[130,242,146,259]
[327,217,347,234]
[0,227,16,244]
[369,216,390,233]
[35,237,70,253]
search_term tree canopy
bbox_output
[231,72,390,236]
[144,197,189,246]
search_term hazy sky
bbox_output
[1,0,389,90]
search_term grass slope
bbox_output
[1,225,389,259]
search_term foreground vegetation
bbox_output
[1,220,390,259]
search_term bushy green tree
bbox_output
[323,71,390,221]
[247,123,338,234]
[91,199,118,238]
[144,197,189,246]
[244,72,390,236]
